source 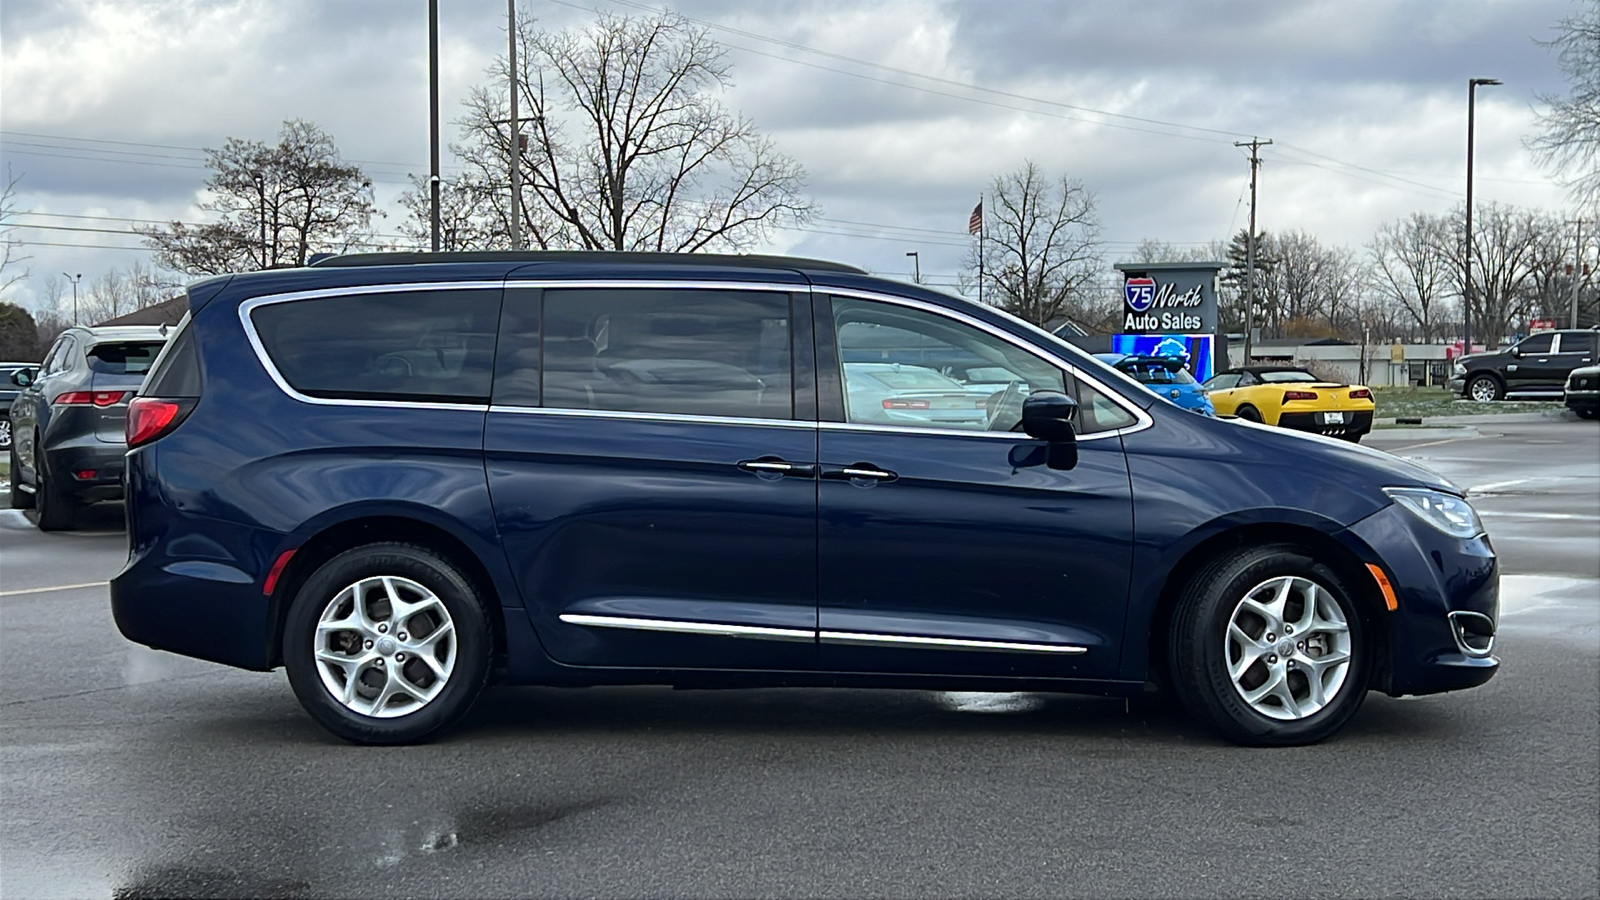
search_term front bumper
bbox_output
[1348,503,1499,697]
[1447,376,1466,395]
[1563,389,1599,412]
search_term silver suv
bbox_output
[7,325,169,530]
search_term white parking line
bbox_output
[1478,511,1600,521]
[0,581,108,597]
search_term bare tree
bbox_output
[1368,213,1452,341]
[0,166,28,298]
[140,120,376,274]
[416,9,815,252]
[1436,202,1546,347]
[969,161,1101,326]
[1527,1,1600,209]
[72,261,182,324]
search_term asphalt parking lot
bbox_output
[1,414,1596,899]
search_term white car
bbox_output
[842,362,997,428]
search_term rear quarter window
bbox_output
[143,316,202,397]
[250,289,501,403]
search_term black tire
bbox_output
[1576,407,1599,420]
[34,450,78,531]
[1342,432,1364,443]
[1235,405,1263,423]
[1167,543,1371,746]
[1466,374,1503,403]
[8,444,34,510]
[283,542,492,745]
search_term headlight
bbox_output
[1384,487,1484,539]
[1452,362,1466,376]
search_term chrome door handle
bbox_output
[821,464,898,483]
[736,458,817,478]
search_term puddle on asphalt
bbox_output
[932,691,1046,714]
[1499,574,1600,616]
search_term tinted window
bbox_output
[1259,370,1319,383]
[87,341,166,375]
[1074,379,1138,434]
[832,297,1065,432]
[1517,333,1554,354]
[143,317,202,397]
[252,289,500,403]
[542,288,792,419]
[44,337,74,374]
[1204,373,1241,390]
[1558,332,1595,354]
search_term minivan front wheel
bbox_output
[1168,544,1370,746]
[283,543,491,744]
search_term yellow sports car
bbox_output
[1201,366,1375,442]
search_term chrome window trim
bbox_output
[558,614,815,643]
[821,287,1153,441]
[820,630,1088,655]
[239,283,502,412]
[488,405,814,429]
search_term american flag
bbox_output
[968,201,983,235]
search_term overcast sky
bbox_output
[0,0,1583,312]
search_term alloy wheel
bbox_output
[1224,575,1352,721]
[313,575,458,718]
[1469,378,1499,402]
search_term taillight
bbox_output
[1349,389,1372,400]
[126,397,193,448]
[54,390,127,407]
[883,399,931,409]
[1282,390,1319,402]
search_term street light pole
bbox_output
[905,251,920,284]
[1464,77,1500,353]
[508,0,522,251]
[428,0,441,252]
[63,272,81,325]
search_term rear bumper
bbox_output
[1564,389,1599,412]
[1348,504,1499,697]
[1276,409,1373,438]
[43,441,127,502]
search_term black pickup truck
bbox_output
[1448,328,1598,402]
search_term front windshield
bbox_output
[1258,370,1319,383]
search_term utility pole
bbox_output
[507,0,522,250]
[1572,218,1585,330]
[428,0,441,252]
[1235,137,1271,364]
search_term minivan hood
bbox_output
[1234,418,1460,494]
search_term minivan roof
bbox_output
[310,250,869,274]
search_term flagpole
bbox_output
[978,194,985,306]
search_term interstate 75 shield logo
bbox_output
[1124,276,1157,312]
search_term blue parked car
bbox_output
[111,252,1498,747]
[1095,352,1215,415]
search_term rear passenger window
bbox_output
[541,289,792,419]
[144,316,202,397]
[88,341,166,376]
[251,289,500,403]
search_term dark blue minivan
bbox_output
[111,252,1498,746]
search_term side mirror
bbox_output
[1020,391,1079,470]
[11,368,33,387]
[1510,347,1522,358]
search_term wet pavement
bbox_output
[1,416,1596,898]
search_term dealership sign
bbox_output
[1114,262,1222,335]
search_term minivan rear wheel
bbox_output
[1168,544,1370,746]
[283,542,491,744]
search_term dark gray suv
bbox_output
[8,325,169,530]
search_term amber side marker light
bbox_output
[1367,563,1399,611]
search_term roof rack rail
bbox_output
[308,250,868,274]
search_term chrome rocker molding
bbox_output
[559,614,1089,655]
